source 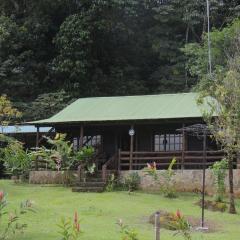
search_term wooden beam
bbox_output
[181,123,185,170]
[79,125,84,148]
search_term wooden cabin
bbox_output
[30,93,225,174]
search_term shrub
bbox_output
[124,172,141,192]
[149,210,191,239]
[105,174,116,192]
[210,159,228,202]
[117,219,139,240]
[1,140,32,178]
[161,158,177,198]
[38,134,95,174]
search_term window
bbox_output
[154,134,182,151]
[73,135,102,151]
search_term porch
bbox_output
[34,121,228,181]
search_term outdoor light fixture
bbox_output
[129,127,135,136]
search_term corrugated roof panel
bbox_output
[0,125,52,134]
[30,93,205,124]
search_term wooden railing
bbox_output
[119,150,226,170]
[102,153,118,182]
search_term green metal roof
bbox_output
[30,93,204,125]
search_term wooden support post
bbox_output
[129,124,134,170]
[181,123,185,170]
[201,131,207,228]
[35,126,40,171]
[79,125,84,148]
[118,149,121,173]
[155,211,160,240]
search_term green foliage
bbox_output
[124,172,140,192]
[0,95,21,126]
[210,159,228,202]
[57,212,81,240]
[1,1,239,119]
[193,18,240,213]
[144,162,158,180]
[183,19,240,83]
[46,133,74,171]
[172,210,191,240]
[117,219,139,240]
[105,174,128,192]
[161,158,177,198]
[105,174,116,192]
[22,91,74,121]
[37,134,95,173]
[1,140,32,177]
[0,191,35,240]
[75,146,95,175]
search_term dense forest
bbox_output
[0,0,239,121]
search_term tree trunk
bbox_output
[228,157,237,214]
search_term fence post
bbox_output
[155,211,160,240]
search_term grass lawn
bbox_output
[1,180,240,240]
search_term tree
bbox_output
[195,21,240,214]
[20,91,73,121]
[0,0,240,120]
[0,95,21,129]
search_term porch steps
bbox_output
[72,186,104,193]
[72,172,106,192]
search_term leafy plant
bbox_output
[124,172,140,193]
[172,210,191,240]
[210,159,228,202]
[57,211,81,240]
[144,162,158,180]
[0,95,21,127]
[45,134,95,173]
[46,133,74,171]
[117,219,139,240]
[0,191,35,240]
[105,174,116,192]
[161,158,177,198]
[1,140,32,177]
[75,146,95,175]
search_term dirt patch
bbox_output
[195,200,227,212]
[149,210,221,233]
[186,216,220,233]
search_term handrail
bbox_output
[119,150,226,170]
[38,127,55,145]
[102,153,118,182]
[120,150,224,154]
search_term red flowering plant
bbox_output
[171,210,191,240]
[58,211,81,240]
[0,191,35,240]
[144,162,158,180]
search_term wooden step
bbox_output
[76,182,105,187]
[85,177,103,182]
[72,186,104,193]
